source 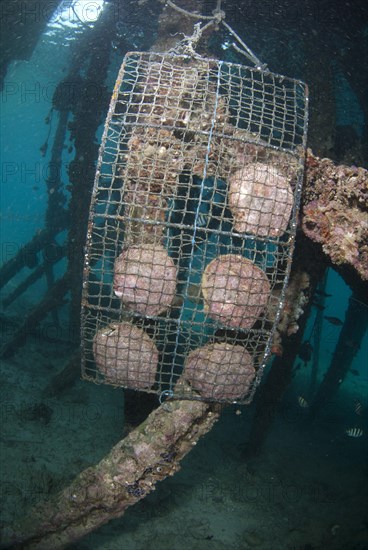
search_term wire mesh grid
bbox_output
[81,51,308,404]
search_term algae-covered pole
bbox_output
[2,383,220,550]
[0,274,69,359]
[0,229,57,290]
[309,286,368,419]
[308,302,324,397]
[2,254,62,309]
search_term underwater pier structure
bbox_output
[0,0,367,547]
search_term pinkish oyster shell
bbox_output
[228,162,294,237]
[93,322,158,390]
[113,243,177,316]
[184,342,255,401]
[201,255,271,329]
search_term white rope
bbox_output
[170,21,215,57]
[222,20,267,70]
[164,0,266,69]
[165,0,216,20]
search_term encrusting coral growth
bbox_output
[302,149,368,280]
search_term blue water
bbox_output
[0,1,367,549]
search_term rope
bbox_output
[222,20,268,70]
[170,20,216,57]
[165,0,267,69]
[165,0,217,20]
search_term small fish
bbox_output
[345,427,363,438]
[195,214,207,227]
[298,396,309,408]
[350,369,359,377]
[315,289,332,297]
[354,400,363,416]
[324,316,343,326]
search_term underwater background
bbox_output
[0,1,367,549]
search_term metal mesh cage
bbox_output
[81,51,308,404]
